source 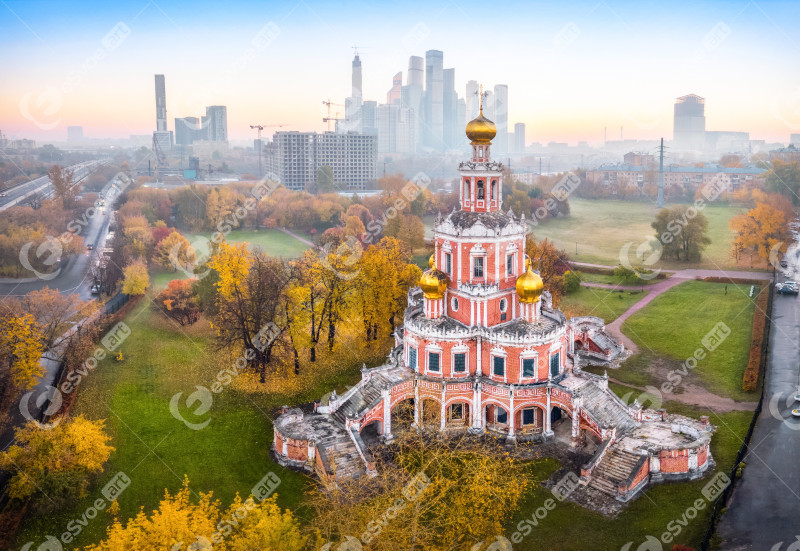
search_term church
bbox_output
[273,103,715,503]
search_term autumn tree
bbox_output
[154,279,200,326]
[765,159,800,204]
[651,206,711,261]
[208,242,292,380]
[20,287,99,353]
[48,165,76,209]
[307,431,534,551]
[729,197,791,264]
[85,479,305,551]
[384,213,425,251]
[525,236,568,306]
[0,416,114,511]
[122,261,150,295]
[156,230,196,271]
[0,313,44,392]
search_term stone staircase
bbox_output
[578,383,637,434]
[316,428,367,480]
[331,372,393,426]
[588,447,643,497]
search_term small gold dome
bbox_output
[516,258,544,304]
[465,110,497,145]
[419,255,448,300]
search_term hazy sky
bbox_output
[2,0,800,145]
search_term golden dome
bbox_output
[516,258,544,304]
[419,255,448,300]
[465,110,497,145]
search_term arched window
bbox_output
[477,180,485,200]
[491,180,498,200]
[463,179,470,200]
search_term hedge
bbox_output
[742,283,770,392]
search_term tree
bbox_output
[651,206,711,261]
[525,236,568,306]
[122,261,150,295]
[563,270,582,293]
[0,313,44,392]
[48,165,76,209]
[316,165,336,194]
[384,214,425,251]
[20,287,98,353]
[307,431,533,551]
[765,159,800,204]
[154,279,200,326]
[156,230,196,271]
[85,479,305,551]
[0,416,114,511]
[729,198,791,263]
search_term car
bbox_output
[780,259,789,268]
[87,243,94,250]
[794,393,800,402]
[91,284,100,295]
[793,408,800,418]
[777,282,800,295]
[0,192,7,198]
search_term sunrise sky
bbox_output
[2,0,800,145]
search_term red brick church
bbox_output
[273,104,714,503]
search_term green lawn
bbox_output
[507,407,752,550]
[529,198,747,270]
[560,286,648,322]
[576,271,660,286]
[15,298,360,548]
[182,228,312,258]
[621,281,757,401]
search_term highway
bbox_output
[0,159,105,212]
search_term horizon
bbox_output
[2,0,800,145]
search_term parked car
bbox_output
[87,243,94,250]
[91,284,100,295]
[0,192,7,198]
[792,408,800,418]
[780,259,789,268]
[777,282,799,295]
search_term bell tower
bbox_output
[460,85,503,213]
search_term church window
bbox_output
[477,180,485,199]
[493,355,505,377]
[473,257,484,278]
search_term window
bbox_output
[499,299,507,312]
[429,351,440,372]
[450,403,464,420]
[463,179,470,199]
[477,180,485,200]
[522,408,535,425]
[491,180,497,200]
[408,347,417,370]
[550,352,560,377]
[493,356,505,377]
[473,257,484,278]
[523,358,536,378]
[445,252,452,275]
[454,353,466,373]
[496,408,508,424]
[506,254,514,276]
[451,297,459,311]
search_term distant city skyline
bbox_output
[2,0,800,144]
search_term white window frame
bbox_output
[520,351,538,382]
[472,256,485,279]
[491,351,507,382]
[426,345,443,375]
[499,298,508,313]
[451,345,469,376]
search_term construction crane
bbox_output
[250,124,287,178]
[322,99,345,131]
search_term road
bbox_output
[0,160,104,212]
[0,179,118,301]
[717,246,800,550]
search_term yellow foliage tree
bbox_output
[156,230,196,272]
[0,416,114,509]
[0,313,45,390]
[85,478,305,551]
[121,261,150,295]
[208,241,252,301]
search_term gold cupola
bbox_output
[419,255,448,300]
[516,258,544,304]
[465,110,497,145]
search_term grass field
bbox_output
[575,271,660,286]
[15,299,366,548]
[182,228,312,259]
[529,198,747,270]
[560,286,648,322]
[620,280,757,401]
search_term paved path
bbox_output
[277,227,316,248]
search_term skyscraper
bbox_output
[352,53,362,99]
[155,74,167,132]
[466,80,479,120]
[175,117,201,146]
[387,72,402,105]
[673,94,706,151]
[514,122,526,154]
[203,106,228,142]
[424,50,444,149]
[443,68,457,148]
[403,56,424,150]
[493,84,508,155]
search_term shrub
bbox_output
[742,284,769,391]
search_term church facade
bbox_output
[273,106,715,503]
